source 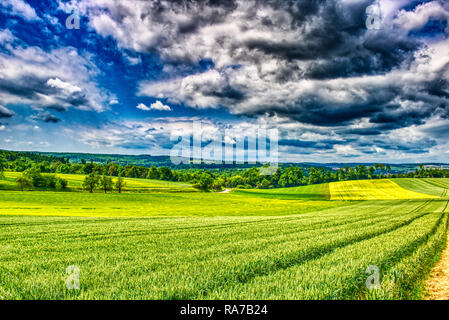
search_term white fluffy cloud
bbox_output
[394,1,449,33]
[136,101,172,111]
[46,78,82,94]
[150,101,172,111]
[136,103,150,111]
[0,0,40,21]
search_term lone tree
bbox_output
[196,172,214,191]
[83,172,99,193]
[15,174,32,191]
[100,175,113,193]
[115,175,126,193]
[0,155,6,179]
[0,164,4,179]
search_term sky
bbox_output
[0,0,448,163]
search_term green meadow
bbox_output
[0,173,448,299]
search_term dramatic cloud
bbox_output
[77,1,449,126]
[1,0,448,161]
[0,31,111,113]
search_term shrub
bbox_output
[45,175,57,188]
[55,178,68,190]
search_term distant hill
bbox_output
[2,149,448,173]
[40,152,318,170]
[42,152,175,167]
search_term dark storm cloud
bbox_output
[205,85,245,101]
[0,77,46,100]
[279,138,350,150]
[357,136,437,154]
[0,105,14,118]
[30,112,60,123]
[340,128,382,136]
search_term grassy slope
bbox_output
[392,178,449,198]
[329,179,438,200]
[234,183,330,200]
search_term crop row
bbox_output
[207,202,448,299]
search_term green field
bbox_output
[235,183,330,200]
[1,174,449,299]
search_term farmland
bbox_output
[0,173,448,299]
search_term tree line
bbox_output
[1,150,449,192]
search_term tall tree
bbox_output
[368,166,375,178]
[197,172,214,191]
[115,175,126,193]
[147,166,159,179]
[15,174,32,191]
[0,155,5,179]
[83,172,99,193]
[100,175,113,193]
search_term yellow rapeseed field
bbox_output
[329,179,437,200]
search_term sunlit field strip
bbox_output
[0,190,347,217]
[234,183,330,200]
[329,179,437,200]
[0,199,445,299]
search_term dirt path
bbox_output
[426,234,449,300]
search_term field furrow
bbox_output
[207,201,447,299]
